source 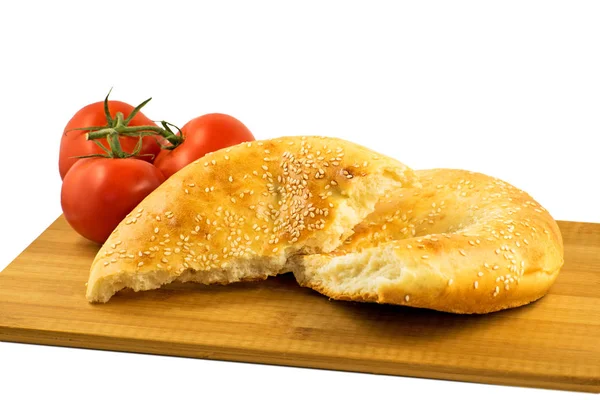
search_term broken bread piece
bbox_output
[290,169,564,314]
[86,136,417,303]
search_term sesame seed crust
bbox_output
[86,136,418,303]
[292,168,564,314]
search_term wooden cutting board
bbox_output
[0,216,598,393]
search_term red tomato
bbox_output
[61,158,165,244]
[154,113,255,178]
[59,100,162,180]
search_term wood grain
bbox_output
[0,216,599,392]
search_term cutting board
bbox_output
[0,216,598,393]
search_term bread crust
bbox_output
[291,169,564,314]
[86,136,417,302]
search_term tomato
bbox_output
[59,100,162,180]
[61,158,165,244]
[154,113,255,178]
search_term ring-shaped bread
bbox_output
[291,168,564,314]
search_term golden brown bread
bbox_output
[290,168,565,314]
[86,136,418,302]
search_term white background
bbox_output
[0,1,598,399]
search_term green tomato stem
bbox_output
[108,132,126,158]
[114,112,125,128]
[86,125,183,146]
[76,89,184,160]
